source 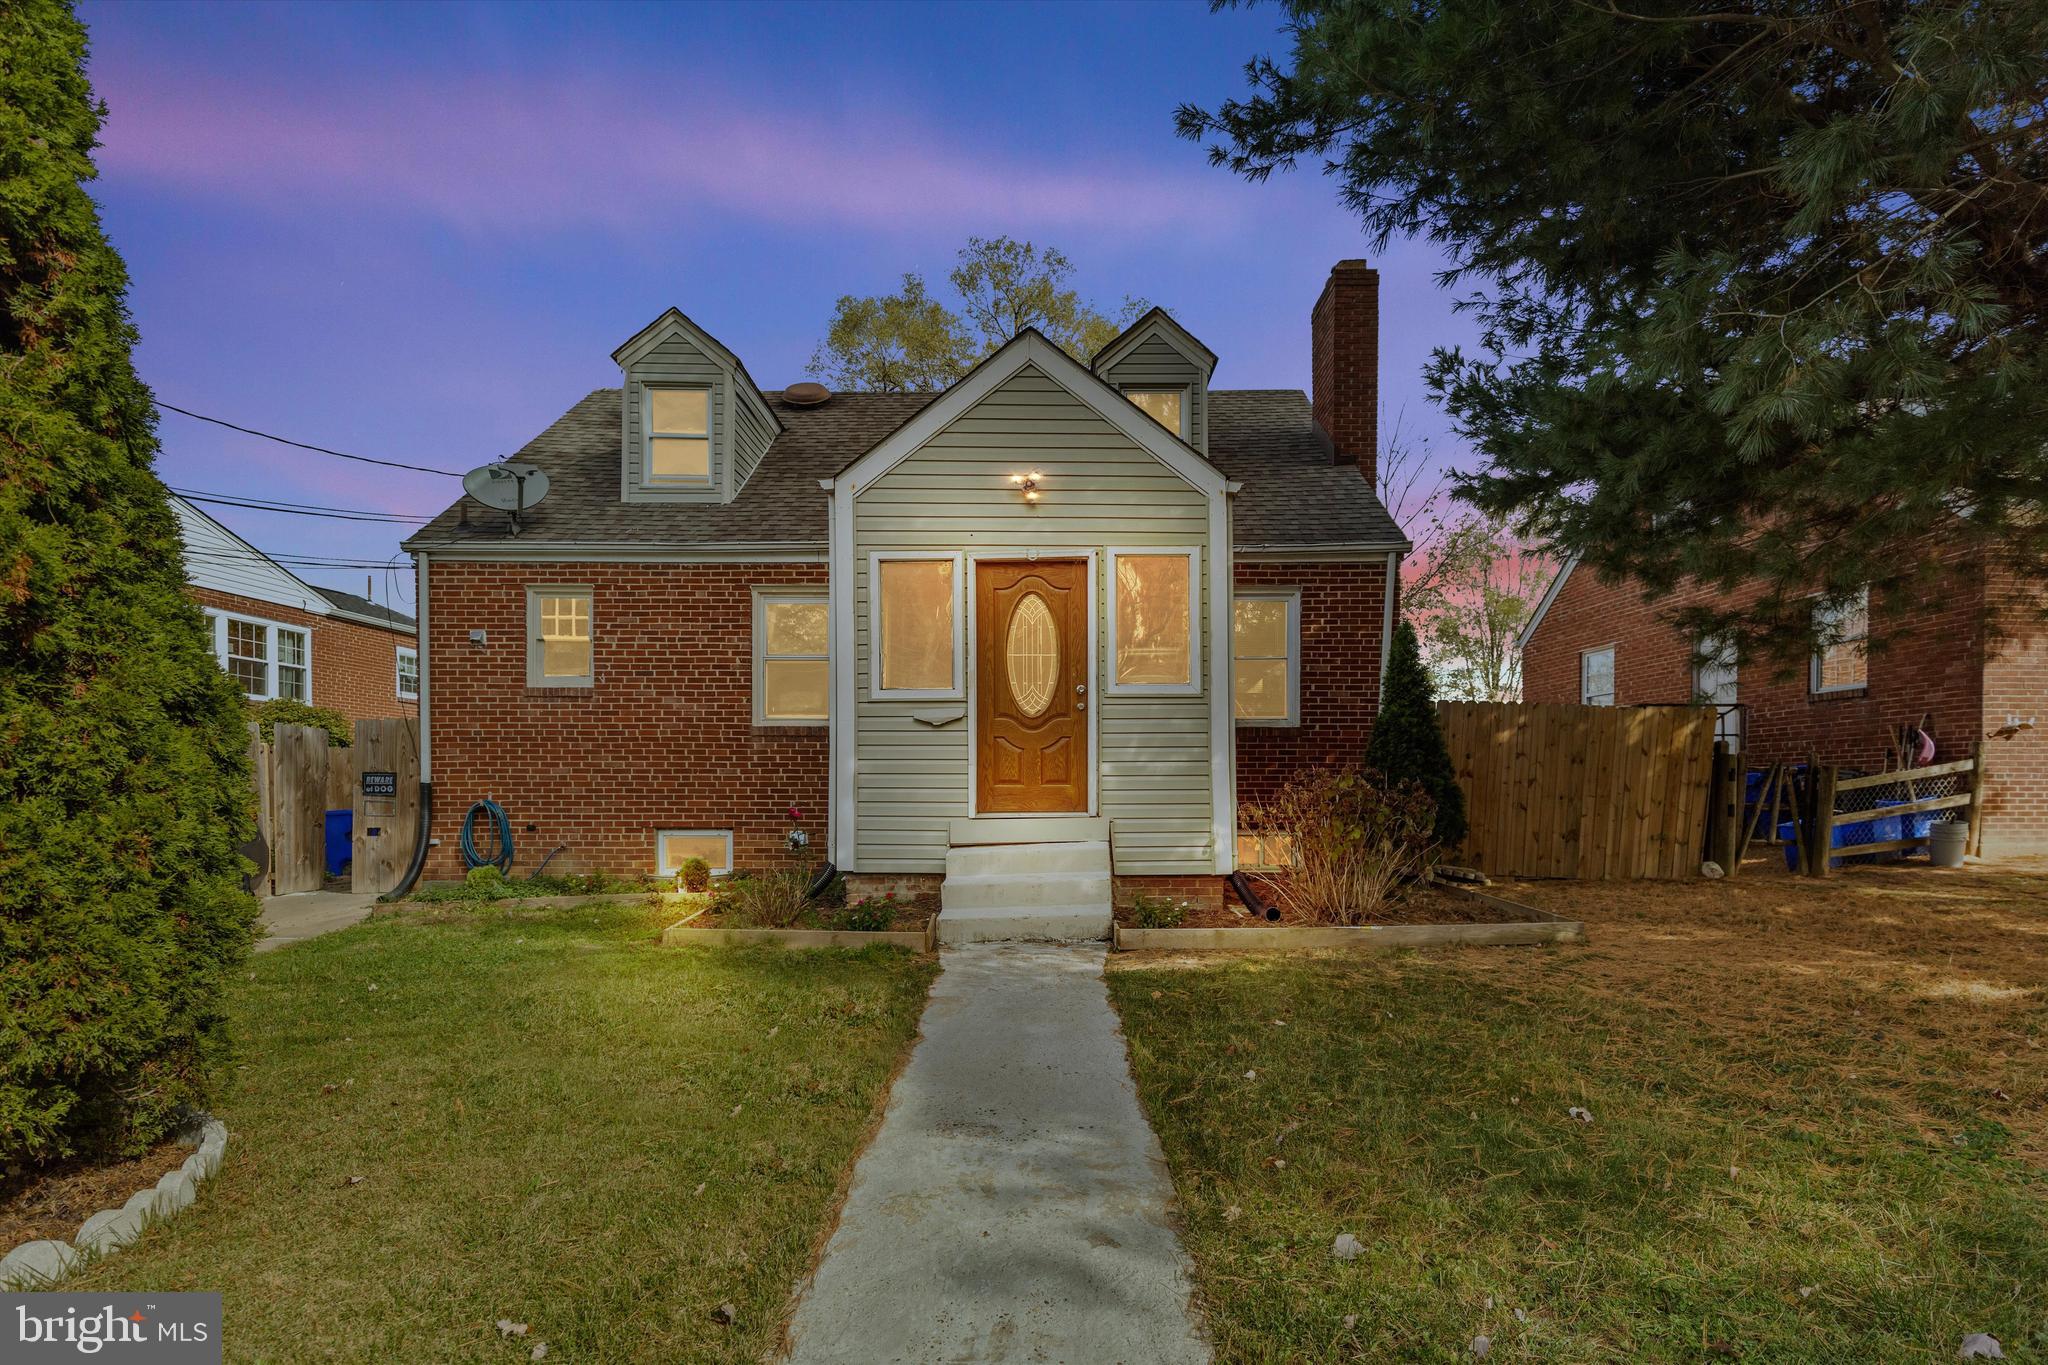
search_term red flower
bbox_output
[884,891,895,900]
[788,806,803,820]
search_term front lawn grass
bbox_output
[67,900,937,1362]
[1108,865,2048,1362]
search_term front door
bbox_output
[976,559,1089,814]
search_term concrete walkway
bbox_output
[784,943,1209,1364]
[257,890,377,952]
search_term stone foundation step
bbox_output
[935,904,1113,945]
[948,816,1109,847]
[944,840,1110,879]
[941,870,1112,913]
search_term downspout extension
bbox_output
[387,782,434,900]
[1379,549,1400,701]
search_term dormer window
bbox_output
[1125,389,1186,438]
[646,387,712,485]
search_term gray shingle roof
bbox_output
[320,587,416,632]
[406,387,1407,553]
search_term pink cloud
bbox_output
[93,62,1242,239]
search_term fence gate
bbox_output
[352,718,420,895]
[1438,701,1719,880]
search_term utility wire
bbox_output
[159,402,467,477]
[171,488,432,523]
[183,546,413,571]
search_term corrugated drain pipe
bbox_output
[387,782,434,899]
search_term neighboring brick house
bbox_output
[173,496,419,729]
[1518,554,2048,857]
[404,261,1410,932]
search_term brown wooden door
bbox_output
[976,560,1089,813]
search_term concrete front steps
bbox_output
[938,817,1113,945]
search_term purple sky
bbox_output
[82,0,1479,612]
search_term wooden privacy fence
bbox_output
[1438,702,1720,880]
[246,722,354,895]
[351,718,420,895]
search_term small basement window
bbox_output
[1811,587,1869,694]
[1580,646,1615,706]
[755,590,829,724]
[527,586,593,687]
[658,829,732,878]
[872,554,961,698]
[1109,549,1199,694]
[1124,389,1186,437]
[1238,830,1296,870]
[646,387,712,485]
[396,645,420,701]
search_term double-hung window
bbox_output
[755,590,829,724]
[1123,389,1186,438]
[396,645,420,701]
[1232,591,1299,724]
[209,611,309,701]
[1108,548,1200,695]
[1580,645,1616,706]
[645,387,712,486]
[1811,587,1869,693]
[527,586,593,688]
[870,553,961,699]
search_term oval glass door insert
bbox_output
[1006,592,1059,717]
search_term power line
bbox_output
[171,487,432,524]
[158,402,467,477]
[183,546,412,571]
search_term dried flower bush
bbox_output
[1241,768,1438,925]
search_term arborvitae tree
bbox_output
[1181,2,2048,662]
[1,0,258,1170]
[1367,621,1467,851]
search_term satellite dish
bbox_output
[462,461,549,532]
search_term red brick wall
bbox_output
[1981,565,2048,855]
[1522,559,2048,853]
[422,561,829,880]
[1310,260,1381,485]
[1113,874,1229,915]
[1234,560,1389,809]
[187,586,417,728]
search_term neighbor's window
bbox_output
[657,829,732,878]
[1232,592,1298,725]
[1111,550,1198,692]
[211,611,308,702]
[1580,645,1616,706]
[1812,587,1869,694]
[755,591,829,724]
[646,387,712,484]
[1125,389,1185,437]
[527,586,593,687]
[874,556,959,696]
[396,645,420,701]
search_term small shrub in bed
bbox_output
[718,870,813,928]
[833,895,898,933]
[678,856,711,893]
[1132,894,1188,929]
[1366,620,1468,850]
[465,865,505,891]
[1242,768,1437,926]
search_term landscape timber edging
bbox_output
[0,1117,229,1290]
[660,913,937,951]
[1112,884,1584,952]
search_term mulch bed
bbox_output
[1118,883,1525,930]
[0,1138,192,1249]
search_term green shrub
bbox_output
[1366,620,1468,849]
[465,865,505,890]
[833,896,896,933]
[251,698,352,747]
[718,871,811,929]
[678,856,711,893]
[1132,894,1188,929]
[0,5,259,1172]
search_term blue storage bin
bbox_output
[1782,798,1937,870]
[323,809,354,877]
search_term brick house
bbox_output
[1517,554,2048,857]
[403,261,1409,937]
[173,495,419,728]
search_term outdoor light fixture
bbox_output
[1009,470,1044,504]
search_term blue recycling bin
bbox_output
[324,809,354,877]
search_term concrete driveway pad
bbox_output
[784,943,1208,1364]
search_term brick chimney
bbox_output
[1311,259,1380,484]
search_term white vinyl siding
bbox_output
[851,364,1215,875]
[1097,331,1207,452]
[618,314,779,504]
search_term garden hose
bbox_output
[460,798,515,873]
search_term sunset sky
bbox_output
[82,0,1478,610]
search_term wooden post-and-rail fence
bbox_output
[243,718,419,897]
[1437,701,1720,880]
